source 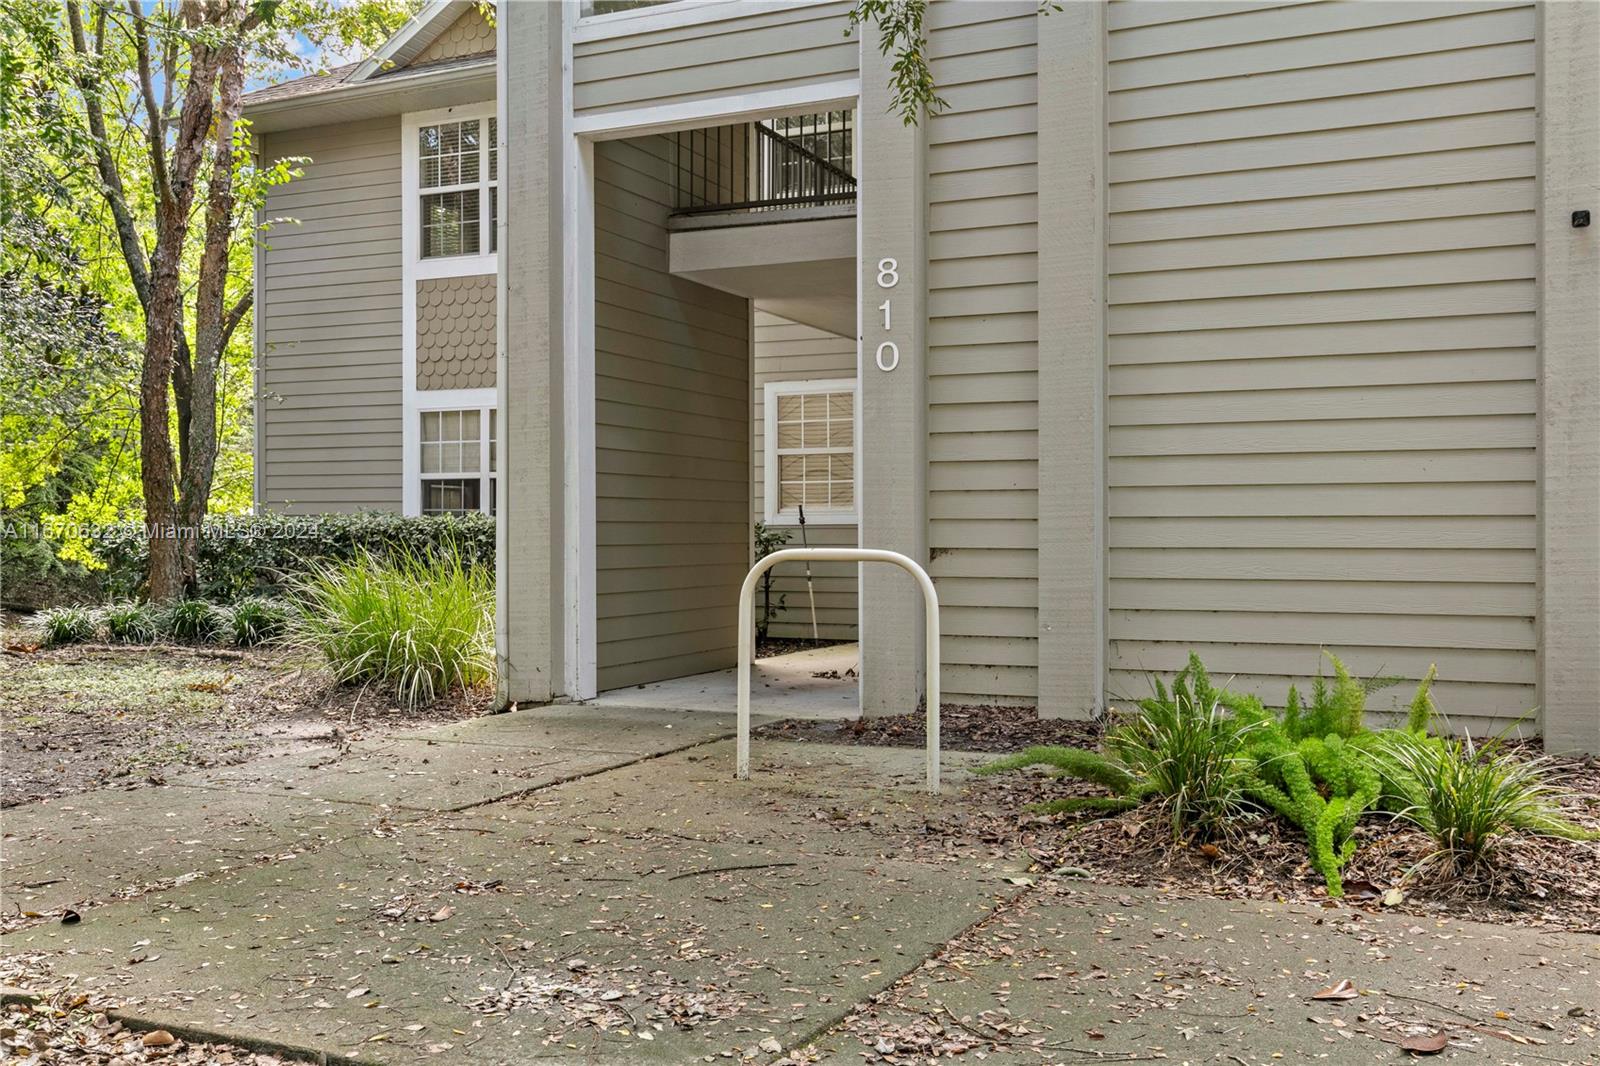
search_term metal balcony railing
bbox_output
[672,111,855,217]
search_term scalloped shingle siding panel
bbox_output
[409,9,495,68]
[416,274,496,391]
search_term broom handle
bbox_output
[798,505,819,641]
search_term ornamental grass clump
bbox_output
[100,601,158,644]
[1377,731,1597,872]
[228,597,291,647]
[38,605,96,646]
[158,598,227,644]
[978,659,1261,842]
[292,547,492,710]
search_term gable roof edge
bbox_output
[348,0,477,84]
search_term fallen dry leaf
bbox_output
[1399,1032,1449,1055]
[141,1030,177,1047]
[1311,978,1359,1001]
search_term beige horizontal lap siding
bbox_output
[751,310,858,641]
[595,136,751,691]
[259,117,403,515]
[572,1,858,119]
[1105,0,1539,729]
[926,1,1040,705]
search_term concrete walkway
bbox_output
[3,705,1597,1065]
[586,642,860,719]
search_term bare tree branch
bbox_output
[218,291,253,360]
[124,0,172,210]
[64,1,152,306]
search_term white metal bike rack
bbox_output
[736,547,941,793]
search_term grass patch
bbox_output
[228,597,291,647]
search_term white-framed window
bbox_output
[403,104,497,281]
[417,115,497,259]
[420,406,497,516]
[763,378,856,525]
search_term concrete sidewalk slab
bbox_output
[3,746,1027,1064]
[808,879,1600,1065]
[167,740,630,811]
[393,704,740,754]
[1,786,384,918]
[505,741,997,862]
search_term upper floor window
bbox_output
[419,117,497,259]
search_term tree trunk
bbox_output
[140,216,186,601]
[179,25,246,589]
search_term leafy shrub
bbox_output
[1,523,97,610]
[291,547,493,710]
[159,599,227,644]
[38,605,96,645]
[979,662,1260,841]
[752,522,791,640]
[100,601,158,644]
[94,511,494,603]
[1377,731,1597,870]
[228,597,291,647]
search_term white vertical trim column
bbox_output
[857,25,927,718]
[1537,1,1600,754]
[497,0,566,706]
[1036,4,1106,720]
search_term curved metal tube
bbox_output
[737,547,940,793]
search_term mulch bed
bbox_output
[922,750,1600,934]
[759,704,1100,753]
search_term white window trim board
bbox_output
[403,102,498,280]
[762,377,859,527]
[402,100,496,516]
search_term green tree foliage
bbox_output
[1,1,413,598]
[848,0,1060,124]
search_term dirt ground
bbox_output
[0,638,491,808]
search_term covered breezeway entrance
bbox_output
[577,100,863,710]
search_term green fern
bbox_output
[1405,665,1438,734]
[974,745,1139,795]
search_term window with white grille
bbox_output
[420,407,497,515]
[763,379,856,525]
[418,118,498,259]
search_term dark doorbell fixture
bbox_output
[1574,210,1591,228]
